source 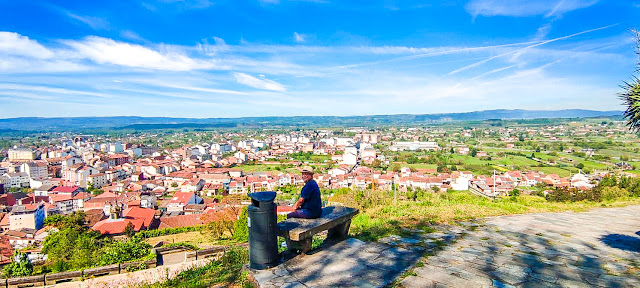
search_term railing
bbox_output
[0,245,229,288]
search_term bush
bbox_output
[135,226,202,239]
[3,252,33,278]
[546,187,602,202]
[601,186,630,201]
[233,207,249,242]
[98,237,152,265]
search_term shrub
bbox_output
[233,207,249,242]
[135,226,202,239]
[98,238,152,265]
[3,252,33,278]
[601,186,630,201]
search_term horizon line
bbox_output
[0,108,624,121]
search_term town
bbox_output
[0,116,635,269]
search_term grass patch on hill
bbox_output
[330,190,640,242]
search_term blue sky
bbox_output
[0,0,638,118]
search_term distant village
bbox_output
[0,121,632,264]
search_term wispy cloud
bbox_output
[63,36,215,71]
[466,0,598,18]
[65,11,109,30]
[448,24,615,75]
[143,0,215,11]
[0,83,113,98]
[233,72,286,92]
[120,30,148,43]
[293,32,305,43]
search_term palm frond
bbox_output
[619,76,640,131]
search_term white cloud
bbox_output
[64,36,215,71]
[0,83,112,98]
[0,32,54,59]
[65,11,109,30]
[466,0,598,18]
[447,25,615,75]
[120,30,147,42]
[294,32,305,43]
[233,72,286,92]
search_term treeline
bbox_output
[546,175,640,202]
[4,212,153,277]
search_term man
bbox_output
[287,166,322,219]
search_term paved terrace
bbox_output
[253,205,640,287]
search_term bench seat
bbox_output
[277,206,359,253]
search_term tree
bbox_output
[3,252,33,277]
[124,222,136,238]
[620,30,640,131]
[233,206,249,242]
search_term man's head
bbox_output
[301,166,314,182]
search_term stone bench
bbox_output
[277,206,359,253]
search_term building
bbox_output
[87,173,108,188]
[167,192,204,213]
[9,204,45,231]
[389,141,440,151]
[20,162,48,181]
[8,148,37,161]
[3,172,30,188]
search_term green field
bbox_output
[403,164,438,169]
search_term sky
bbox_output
[0,0,638,118]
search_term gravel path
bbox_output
[401,205,640,288]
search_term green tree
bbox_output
[3,252,33,277]
[124,222,136,238]
[620,30,640,130]
[98,238,152,265]
[233,206,249,242]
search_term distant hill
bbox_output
[0,109,623,131]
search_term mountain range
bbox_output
[0,109,623,132]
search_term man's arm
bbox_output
[293,197,305,210]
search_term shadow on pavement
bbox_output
[600,233,640,252]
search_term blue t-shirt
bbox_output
[300,179,322,218]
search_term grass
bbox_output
[535,166,572,177]
[403,164,438,169]
[337,190,640,242]
[145,231,237,248]
[141,246,253,288]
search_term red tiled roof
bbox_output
[157,214,206,229]
[51,186,80,193]
[96,191,118,198]
[72,192,93,200]
[49,194,72,203]
[92,218,145,235]
[169,192,193,204]
[122,207,155,228]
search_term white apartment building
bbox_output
[20,162,48,180]
[8,148,37,161]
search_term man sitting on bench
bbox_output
[288,166,322,219]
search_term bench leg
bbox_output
[286,238,312,254]
[327,221,351,242]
